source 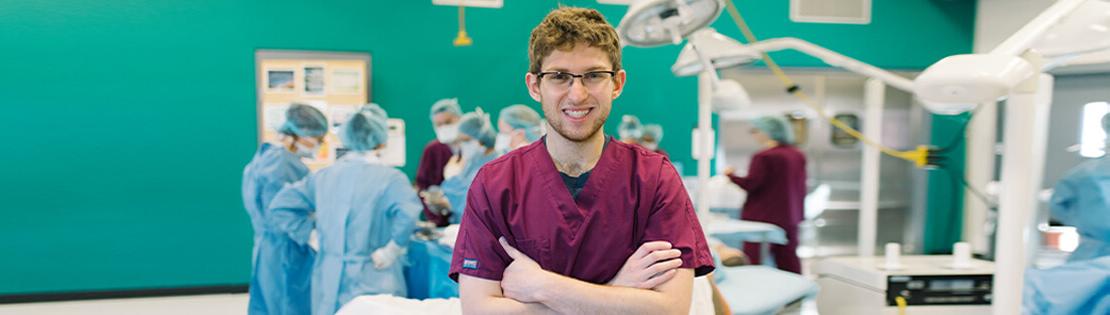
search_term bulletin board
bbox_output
[255,50,372,170]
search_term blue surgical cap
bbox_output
[499,105,544,142]
[430,98,462,120]
[752,116,794,144]
[458,110,496,148]
[279,103,328,138]
[618,115,643,140]
[360,102,387,120]
[642,124,663,142]
[340,111,390,152]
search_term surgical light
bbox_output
[913,54,1037,112]
[617,0,724,47]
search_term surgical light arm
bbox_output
[744,38,914,92]
[991,0,1090,56]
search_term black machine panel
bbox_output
[886,275,993,306]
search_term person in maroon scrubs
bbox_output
[723,116,807,274]
[417,98,462,226]
[450,8,714,314]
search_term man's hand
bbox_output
[499,237,554,303]
[607,241,683,289]
[722,166,736,177]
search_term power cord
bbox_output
[723,0,930,168]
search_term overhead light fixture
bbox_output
[616,0,725,47]
[913,54,1036,113]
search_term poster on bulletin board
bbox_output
[256,50,372,170]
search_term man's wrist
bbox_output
[531,269,563,303]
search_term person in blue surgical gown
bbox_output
[1023,256,1110,315]
[1022,113,1110,315]
[1049,113,1110,262]
[267,107,422,315]
[440,109,500,224]
[241,103,327,315]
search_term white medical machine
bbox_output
[817,244,996,315]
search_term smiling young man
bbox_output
[449,7,715,315]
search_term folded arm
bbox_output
[534,269,694,315]
[459,275,557,315]
[497,238,693,315]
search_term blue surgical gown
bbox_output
[268,155,422,315]
[241,143,315,315]
[1023,256,1110,315]
[1050,157,1110,262]
[441,149,499,224]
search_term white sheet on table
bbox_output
[336,295,461,315]
[336,274,715,315]
[438,224,460,249]
[702,214,788,245]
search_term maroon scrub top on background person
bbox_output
[654,148,669,158]
[728,144,806,274]
[416,140,454,226]
[449,137,715,283]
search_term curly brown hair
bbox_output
[528,7,622,74]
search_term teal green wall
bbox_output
[0,0,975,295]
[924,114,970,254]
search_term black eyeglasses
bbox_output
[536,70,616,89]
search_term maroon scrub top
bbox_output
[416,140,454,226]
[654,148,669,159]
[728,144,806,273]
[450,137,715,283]
[728,145,806,227]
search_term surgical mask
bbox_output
[644,142,659,151]
[435,123,460,143]
[460,140,483,159]
[294,142,318,159]
[494,133,512,153]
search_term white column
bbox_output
[993,73,1053,315]
[858,79,884,257]
[963,100,997,255]
[695,71,714,219]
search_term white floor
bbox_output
[0,294,248,315]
